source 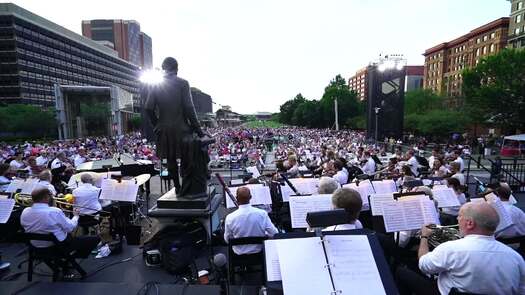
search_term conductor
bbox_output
[145,57,210,198]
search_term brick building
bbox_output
[509,0,525,48]
[423,17,509,97]
[348,67,368,101]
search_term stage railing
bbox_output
[487,157,525,192]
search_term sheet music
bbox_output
[21,178,39,195]
[485,193,514,233]
[289,194,333,228]
[372,180,397,194]
[324,235,386,295]
[6,179,24,193]
[264,240,282,281]
[276,237,334,295]
[382,198,436,232]
[343,180,375,209]
[288,178,320,195]
[246,166,261,178]
[369,193,394,216]
[226,184,272,208]
[280,184,295,202]
[432,188,461,208]
[0,198,15,223]
[99,179,138,202]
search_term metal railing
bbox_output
[487,158,525,192]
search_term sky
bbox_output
[10,0,511,114]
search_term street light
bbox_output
[374,107,381,145]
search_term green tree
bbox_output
[279,93,306,124]
[80,102,111,135]
[0,104,56,138]
[404,89,443,114]
[463,49,525,133]
[319,74,360,128]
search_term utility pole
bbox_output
[334,97,339,131]
[374,107,380,145]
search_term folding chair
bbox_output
[227,236,267,285]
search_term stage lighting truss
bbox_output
[373,54,407,72]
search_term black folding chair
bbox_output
[449,287,486,295]
[497,235,525,258]
[227,236,267,285]
[21,232,87,281]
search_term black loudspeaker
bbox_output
[366,65,405,140]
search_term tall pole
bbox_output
[374,107,380,145]
[334,97,339,131]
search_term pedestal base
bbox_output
[156,188,211,209]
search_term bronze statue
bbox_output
[144,57,212,199]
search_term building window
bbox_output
[490,32,495,39]
[476,48,480,56]
[490,44,495,52]
[516,28,521,35]
[476,38,481,44]
[483,35,488,41]
[483,46,487,54]
[518,2,523,10]
[517,14,522,24]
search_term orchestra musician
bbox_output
[361,151,376,176]
[72,173,102,233]
[324,187,363,231]
[495,183,525,239]
[224,186,278,255]
[396,202,525,295]
[0,163,12,191]
[20,188,100,263]
[36,170,57,197]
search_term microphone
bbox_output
[212,253,228,289]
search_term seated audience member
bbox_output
[324,187,363,231]
[496,183,525,239]
[9,152,26,170]
[0,163,12,192]
[431,158,448,178]
[332,159,349,185]
[36,150,49,167]
[224,186,278,255]
[406,149,420,177]
[451,150,465,173]
[27,156,44,176]
[440,178,466,224]
[397,202,525,295]
[449,162,465,186]
[20,188,100,258]
[318,176,340,194]
[74,148,88,168]
[36,170,57,197]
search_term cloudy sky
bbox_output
[12,0,511,114]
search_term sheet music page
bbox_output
[432,188,461,208]
[226,184,267,208]
[324,235,386,295]
[280,184,295,202]
[289,194,333,228]
[0,198,15,223]
[485,193,514,233]
[369,193,394,216]
[398,194,428,202]
[99,179,115,200]
[108,180,136,202]
[6,179,24,193]
[21,178,39,195]
[403,199,426,230]
[264,240,282,281]
[246,166,261,178]
[421,199,441,225]
[276,237,334,295]
[382,202,407,232]
[373,180,397,194]
[344,181,373,208]
[289,178,319,195]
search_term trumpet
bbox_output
[53,200,111,215]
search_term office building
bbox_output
[423,17,509,97]
[509,0,525,48]
[82,19,153,69]
[0,3,140,107]
[404,66,424,92]
[348,67,368,101]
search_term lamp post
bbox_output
[374,107,380,145]
[334,96,339,131]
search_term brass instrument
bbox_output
[14,193,106,216]
[427,224,461,248]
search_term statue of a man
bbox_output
[144,57,210,198]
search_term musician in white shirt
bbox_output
[496,183,525,239]
[73,148,88,168]
[324,187,363,231]
[35,170,57,197]
[332,160,348,185]
[20,188,99,258]
[224,186,278,255]
[397,202,525,295]
[450,162,465,186]
[36,150,49,167]
[318,177,340,194]
[406,149,420,177]
[361,151,376,175]
[72,173,101,215]
[0,163,12,192]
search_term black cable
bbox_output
[86,251,142,278]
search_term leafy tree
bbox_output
[319,75,360,128]
[128,114,142,131]
[279,94,306,124]
[80,102,111,135]
[463,49,525,133]
[404,89,442,114]
[0,104,56,138]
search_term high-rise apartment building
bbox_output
[509,0,525,48]
[82,19,153,69]
[423,18,509,97]
[348,67,368,101]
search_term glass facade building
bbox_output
[0,3,140,106]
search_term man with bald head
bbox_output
[398,202,525,295]
[72,173,101,215]
[496,183,525,239]
[223,186,278,255]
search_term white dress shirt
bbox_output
[454,157,465,172]
[9,159,24,169]
[36,156,48,166]
[361,157,376,175]
[20,203,79,247]
[497,201,525,239]
[332,168,349,185]
[419,234,525,295]
[50,158,64,169]
[427,155,436,171]
[323,220,362,231]
[224,204,278,255]
[74,155,86,167]
[72,183,102,214]
[452,173,466,186]
[35,180,57,197]
[0,175,11,191]
[407,156,420,176]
